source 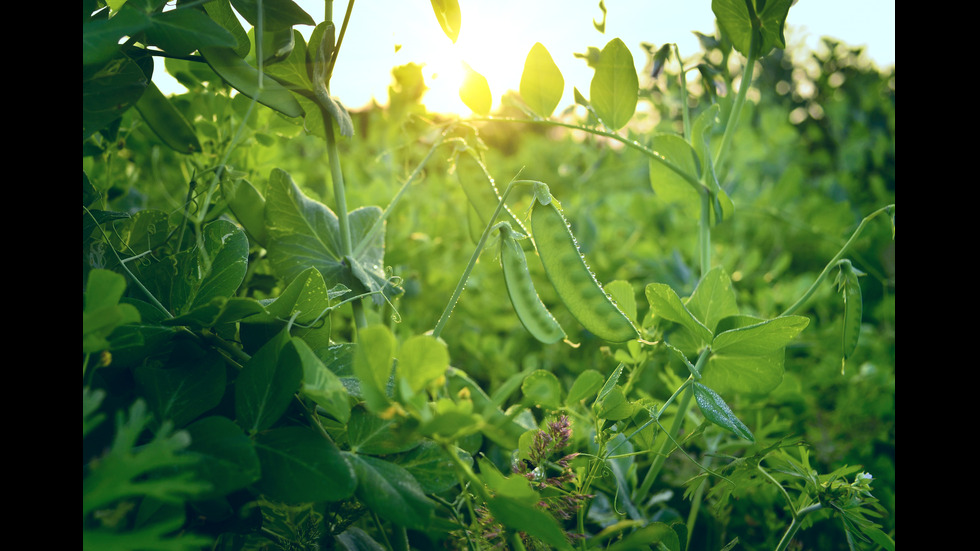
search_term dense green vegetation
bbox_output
[83,1,894,549]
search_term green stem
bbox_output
[780,204,894,316]
[432,179,536,339]
[714,29,759,176]
[699,189,711,277]
[636,348,708,497]
[471,116,707,196]
[775,503,823,551]
[323,114,367,329]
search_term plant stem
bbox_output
[432,179,534,339]
[714,30,759,176]
[781,204,894,316]
[323,114,367,329]
[775,503,824,551]
[635,348,708,498]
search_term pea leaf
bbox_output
[589,38,638,131]
[264,169,394,303]
[693,382,754,441]
[520,42,564,118]
[184,416,261,498]
[252,426,356,503]
[429,0,461,43]
[397,334,450,393]
[353,325,396,412]
[83,269,141,354]
[459,62,492,115]
[170,219,249,316]
[645,282,713,346]
[712,0,794,58]
[394,442,471,494]
[702,314,809,395]
[288,337,351,424]
[235,328,302,434]
[521,369,563,410]
[134,347,226,429]
[346,453,435,529]
[229,0,315,32]
[684,266,739,335]
[346,406,421,455]
[566,369,604,406]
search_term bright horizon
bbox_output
[155,0,895,116]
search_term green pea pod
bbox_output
[133,80,201,154]
[199,45,304,118]
[530,191,639,343]
[221,177,268,247]
[499,224,566,344]
[835,260,864,369]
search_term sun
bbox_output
[407,18,557,117]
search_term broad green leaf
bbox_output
[203,0,251,56]
[144,7,236,56]
[589,38,638,131]
[595,386,633,420]
[346,453,435,529]
[605,521,681,551]
[264,266,334,325]
[346,406,420,455]
[82,4,150,67]
[162,296,266,329]
[83,269,141,354]
[170,219,249,316]
[486,494,574,550]
[83,54,148,140]
[264,169,393,302]
[459,62,491,116]
[222,176,269,247]
[262,29,312,91]
[134,348,226,428]
[353,325,396,411]
[235,328,302,434]
[429,0,461,43]
[648,133,702,219]
[252,426,355,503]
[229,0,315,32]
[712,0,794,58]
[394,442,471,494]
[566,369,604,405]
[521,369,563,410]
[702,314,809,395]
[703,347,785,395]
[520,42,564,118]
[712,315,809,355]
[397,334,449,392]
[184,416,261,498]
[288,338,351,424]
[645,282,713,345]
[684,266,739,334]
[692,382,754,441]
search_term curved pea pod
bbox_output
[835,260,864,369]
[133,80,201,154]
[529,192,639,343]
[198,45,304,118]
[498,224,566,344]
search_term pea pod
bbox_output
[133,80,201,154]
[198,45,304,118]
[835,259,864,369]
[529,190,638,343]
[498,223,566,344]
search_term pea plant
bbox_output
[82,0,894,550]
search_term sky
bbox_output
[156,0,895,115]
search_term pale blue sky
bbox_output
[157,1,895,114]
